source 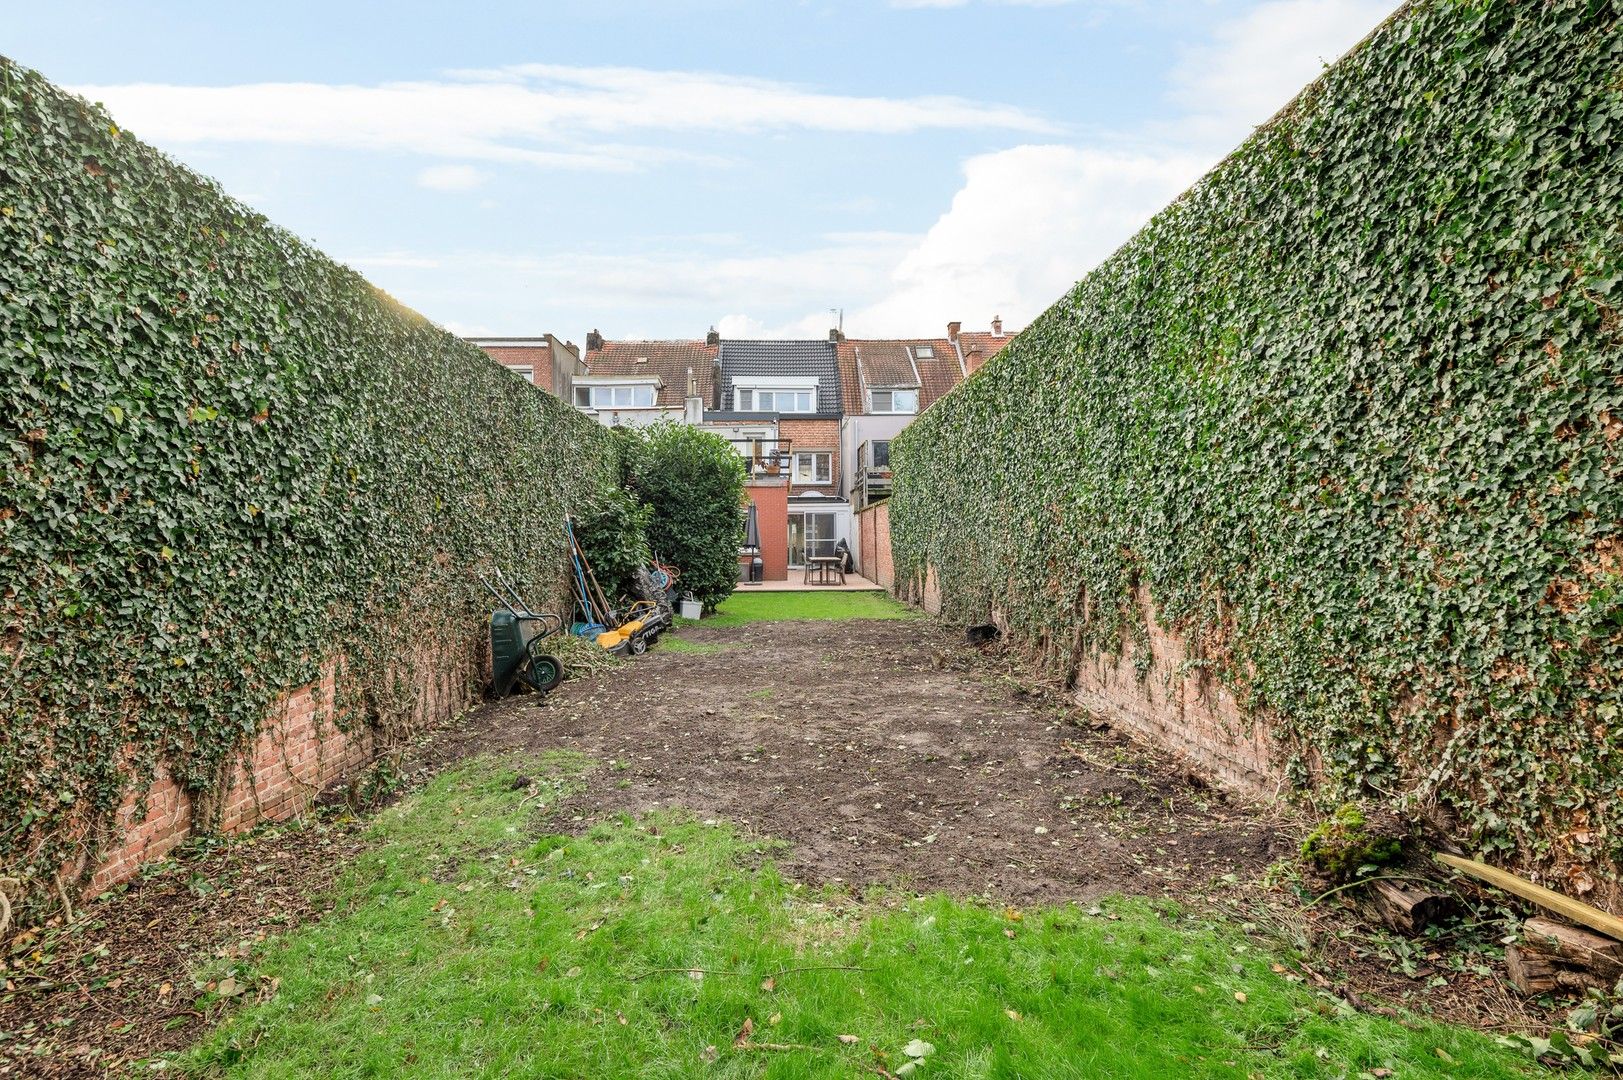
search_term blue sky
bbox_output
[8,0,1395,343]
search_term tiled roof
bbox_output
[955,331,1013,370]
[835,341,863,415]
[912,339,965,410]
[856,342,919,390]
[583,340,716,407]
[717,340,842,416]
[838,337,965,414]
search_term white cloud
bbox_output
[74,65,1057,173]
[262,0,1402,340]
[1168,0,1396,147]
[741,0,1398,337]
[416,164,487,191]
[407,145,1198,340]
[842,144,1207,336]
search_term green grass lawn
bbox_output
[174,755,1534,1079]
[696,589,920,627]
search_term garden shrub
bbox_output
[573,483,653,608]
[0,61,617,910]
[623,422,747,610]
[891,0,1622,891]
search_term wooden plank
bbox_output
[1434,853,1623,943]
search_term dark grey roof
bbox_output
[717,339,843,417]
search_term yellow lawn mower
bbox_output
[566,518,671,656]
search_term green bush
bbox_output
[623,422,747,610]
[572,483,652,608]
[891,0,1622,885]
[0,60,616,910]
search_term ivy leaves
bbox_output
[891,0,1623,888]
[0,60,617,909]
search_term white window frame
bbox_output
[735,377,819,414]
[573,381,659,409]
[869,388,918,414]
[741,388,815,413]
[914,345,934,359]
[793,451,832,485]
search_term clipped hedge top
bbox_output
[0,60,617,902]
[892,0,1623,893]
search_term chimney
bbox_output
[991,315,1003,337]
[706,325,720,346]
[965,345,986,374]
[586,328,604,351]
[946,321,961,342]
[828,327,845,342]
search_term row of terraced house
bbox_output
[470,320,1013,582]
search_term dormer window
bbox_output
[734,378,818,414]
[744,388,813,412]
[574,383,658,408]
[869,389,918,414]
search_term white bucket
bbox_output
[678,599,703,620]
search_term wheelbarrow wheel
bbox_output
[629,633,648,656]
[526,654,564,693]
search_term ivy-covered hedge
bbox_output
[0,61,617,902]
[891,0,1622,893]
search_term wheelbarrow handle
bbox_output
[526,612,565,638]
[479,574,520,617]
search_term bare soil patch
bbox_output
[443,619,1290,904]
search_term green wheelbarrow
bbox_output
[482,569,566,696]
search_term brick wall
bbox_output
[477,344,555,395]
[1044,589,1281,796]
[86,642,470,895]
[855,501,894,589]
[745,482,789,581]
[778,418,840,496]
[860,500,1279,797]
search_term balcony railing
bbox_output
[718,436,794,478]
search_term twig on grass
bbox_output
[628,967,744,982]
[51,871,74,925]
[766,964,872,978]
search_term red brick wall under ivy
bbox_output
[82,647,476,896]
[1052,590,1282,796]
[86,669,364,894]
[863,505,1279,796]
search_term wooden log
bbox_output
[1521,917,1623,979]
[1434,853,1623,943]
[1506,945,1562,996]
[1363,879,1454,936]
[1504,946,1608,997]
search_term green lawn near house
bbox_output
[696,589,920,627]
[175,755,1532,1079]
